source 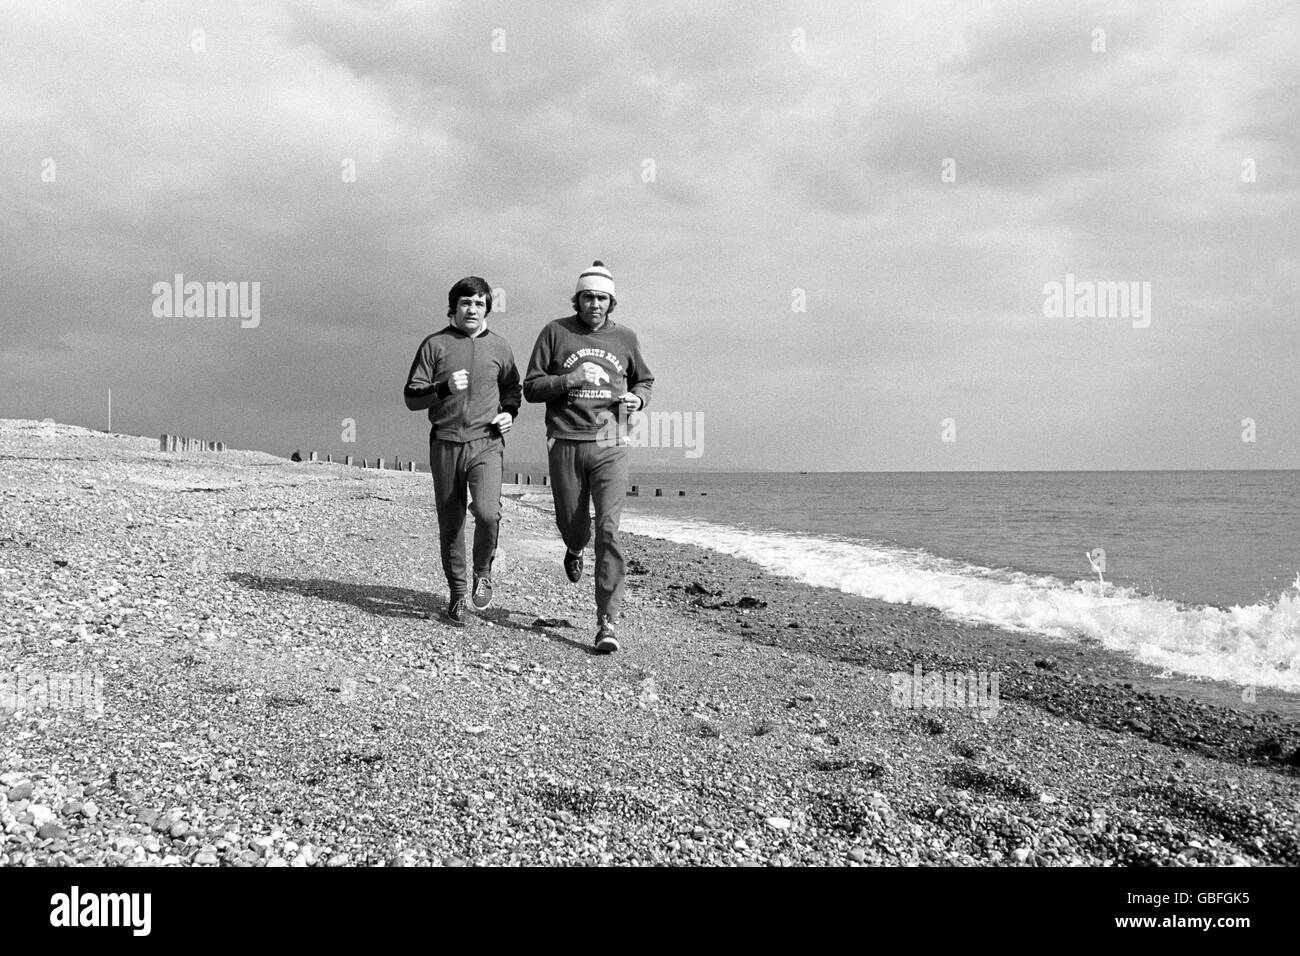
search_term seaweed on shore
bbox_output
[1134,782,1300,864]
[532,783,659,824]
[945,764,1038,802]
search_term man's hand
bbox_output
[565,362,606,388]
[490,412,513,434]
[449,369,469,392]
[616,392,643,412]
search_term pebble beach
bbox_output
[2,419,1298,867]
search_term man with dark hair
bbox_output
[404,276,521,624]
[523,261,654,653]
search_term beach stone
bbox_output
[80,800,98,820]
[29,804,56,828]
[765,817,792,830]
[1011,847,1031,863]
[6,782,34,802]
[266,857,289,867]
[848,848,867,863]
[38,822,69,840]
[194,851,219,865]
[170,821,190,839]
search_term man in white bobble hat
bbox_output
[523,261,655,653]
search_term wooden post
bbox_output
[345,455,353,466]
[655,488,663,497]
[377,457,385,470]
[679,490,686,496]
[542,475,550,487]
[407,461,415,472]
[363,458,369,468]
[159,434,168,451]
[309,450,318,462]
[629,485,639,496]
[514,472,522,484]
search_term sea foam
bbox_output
[620,514,1300,692]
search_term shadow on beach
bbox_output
[225,572,597,654]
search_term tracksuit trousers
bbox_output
[430,436,503,597]
[547,438,629,623]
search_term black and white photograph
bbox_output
[1,0,1295,936]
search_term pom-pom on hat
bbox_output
[575,260,615,297]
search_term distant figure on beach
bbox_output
[523,261,655,654]
[404,276,522,625]
[290,449,302,462]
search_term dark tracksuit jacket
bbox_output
[523,315,654,623]
[404,325,521,595]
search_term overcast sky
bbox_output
[2,0,1297,470]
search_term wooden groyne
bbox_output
[160,434,225,452]
[245,449,709,497]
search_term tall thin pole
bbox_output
[107,388,112,433]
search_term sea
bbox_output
[528,471,1300,692]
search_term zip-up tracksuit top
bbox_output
[522,315,655,440]
[404,325,522,442]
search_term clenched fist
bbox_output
[449,369,469,392]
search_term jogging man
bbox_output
[404,276,521,624]
[523,261,654,653]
